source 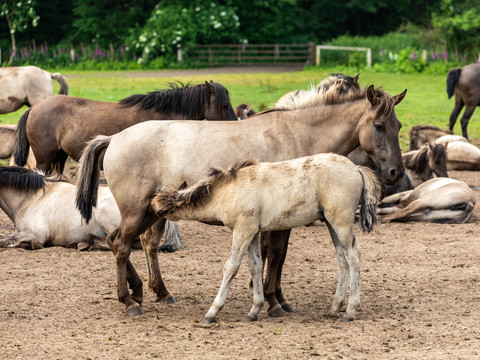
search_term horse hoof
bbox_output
[132,297,143,306]
[203,317,217,324]
[268,305,288,318]
[158,244,177,253]
[343,316,355,322]
[281,302,295,313]
[245,315,258,322]
[126,305,144,316]
[326,311,339,319]
[165,295,176,304]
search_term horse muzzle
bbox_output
[382,166,405,185]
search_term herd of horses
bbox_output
[0,65,478,324]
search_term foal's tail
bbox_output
[446,68,461,99]
[75,135,111,223]
[50,72,69,95]
[358,166,383,232]
[13,107,32,166]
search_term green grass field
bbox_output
[2,66,479,151]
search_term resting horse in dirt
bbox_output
[402,143,448,187]
[0,125,36,168]
[76,82,406,317]
[0,66,68,114]
[13,81,237,174]
[151,154,382,323]
[377,178,475,223]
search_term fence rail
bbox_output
[183,43,315,66]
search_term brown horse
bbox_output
[234,104,256,119]
[75,84,406,317]
[0,66,68,113]
[447,63,480,139]
[408,124,451,150]
[13,81,237,173]
[402,143,448,187]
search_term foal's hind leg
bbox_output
[140,218,175,303]
[449,95,464,133]
[245,234,264,322]
[261,229,294,317]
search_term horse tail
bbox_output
[13,107,32,166]
[51,72,69,95]
[446,68,461,99]
[75,135,111,223]
[358,166,383,233]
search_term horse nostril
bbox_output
[389,168,402,181]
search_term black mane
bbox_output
[0,166,45,191]
[119,81,231,119]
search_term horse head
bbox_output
[203,80,237,121]
[428,143,449,178]
[358,85,407,185]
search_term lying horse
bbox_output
[377,178,476,223]
[152,154,382,323]
[234,104,256,120]
[434,135,480,170]
[402,143,448,187]
[447,63,480,139]
[0,125,36,168]
[0,66,68,113]
[408,125,451,150]
[276,73,359,108]
[14,81,237,173]
[75,83,406,317]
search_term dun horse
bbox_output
[151,154,382,323]
[0,66,68,114]
[378,178,475,223]
[408,125,451,150]
[76,83,406,317]
[402,143,448,187]
[234,104,256,119]
[13,81,237,173]
[447,63,480,139]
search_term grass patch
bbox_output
[1,66,479,151]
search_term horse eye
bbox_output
[374,124,383,131]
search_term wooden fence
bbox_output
[182,43,315,66]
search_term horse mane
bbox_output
[119,81,231,119]
[0,166,45,191]
[430,143,447,163]
[409,124,450,135]
[151,160,258,217]
[403,145,430,172]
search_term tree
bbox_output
[1,0,40,64]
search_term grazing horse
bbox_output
[402,143,448,187]
[151,154,382,323]
[447,63,480,139]
[0,66,68,113]
[13,81,237,173]
[235,104,256,119]
[377,178,475,223]
[75,83,406,317]
[276,73,359,108]
[408,125,451,150]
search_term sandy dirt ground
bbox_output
[0,169,478,360]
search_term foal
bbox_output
[151,153,382,323]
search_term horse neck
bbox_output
[0,188,31,222]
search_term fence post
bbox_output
[366,48,372,68]
[274,44,279,64]
[177,46,183,63]
[316,46,321,66]
[308,42,315,65]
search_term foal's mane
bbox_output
[409,124,451,134]
[151,160,258,217]
[403,145,431,172]
[0,166,69,192]
[119,81,231,119]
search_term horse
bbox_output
[75,83,407,317]
[234,104,256,120]
[151,154,382,323]
[13,81,237,174]
[275,73,359,108]
[377,178,476,223]
[408,125,451,150]
[0,124,36,168]
[0,66,68,114]
[434,135,480,170]
[402,143,448,187]
[447,63,480,139]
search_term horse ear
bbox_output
[367,85,376,105]
[393,89,407,106]
[205,81,215,94]
[444,141,449,149]
[353,74,359,85]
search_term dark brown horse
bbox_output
[13,81,237,173]
[76,84,406,318]
[447,63,480,139]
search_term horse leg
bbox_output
[261,229,293,317]
[106,227,144,315]
[449,95,464,133]
[459,104,476,140]
[158,220,184,252]
[245,233,264,322]
[140,218,175,303]
[204,225,258,324]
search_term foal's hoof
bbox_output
[245,315,258,322]
[267,305,288,318]
[165,295,176,304]
[126,305,144,316]
[158,244,178,253]
[281,302,295,313]
[203,317,217,324]
[343,315,355,322]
